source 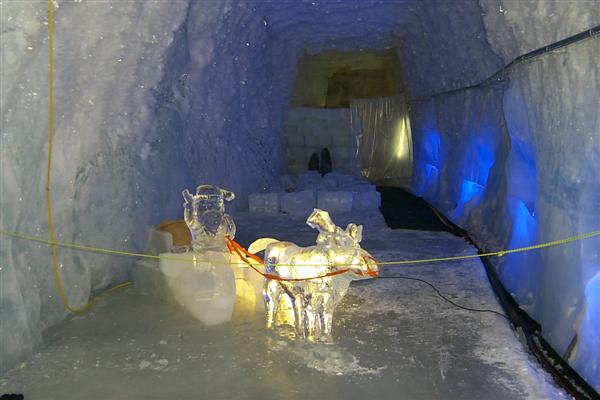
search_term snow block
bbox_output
[320,174,338,189]
[350,181,377,192]
[317,191,353,213]
[280,189,316,216]
[297,171,322,189]
[353,190,381,210]
[321,171,355,189]
[337,174,355,188]
[279,174,297,191]
[248,193,280,214]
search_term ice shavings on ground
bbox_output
[0,211,571,399]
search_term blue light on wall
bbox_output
[451,179,485,219]
[509,199,536,244]
[416,163,439,197]
[573,271,600,392]
[423,130,441,166]
[449,128,496,220]
[474,135,495,186]
[499,198,539,304]
[415,130,442,197]
[459,180,484,205]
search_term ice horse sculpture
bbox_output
[250,209,378,342]
[183,184,236,250]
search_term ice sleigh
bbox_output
[133,185,264,325]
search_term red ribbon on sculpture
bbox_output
[225,236,379,282]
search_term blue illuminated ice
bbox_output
[1,0,598,393]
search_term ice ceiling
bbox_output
[1,0,599,391]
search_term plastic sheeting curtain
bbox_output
[350,94,413,187]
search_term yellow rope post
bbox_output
[45,0,85,313]
[45,1,129,313]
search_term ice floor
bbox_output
[1,211,569,399]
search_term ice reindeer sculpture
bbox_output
[249,209,379,342]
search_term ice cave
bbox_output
[1,0,599,399]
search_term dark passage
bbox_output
[377,186,453,232]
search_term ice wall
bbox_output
[0,0,284,373]
[1,0,188,373]
[259,0,600,391]
[407,0,600,390]
[183,1,284,199]
[1,0,598,390]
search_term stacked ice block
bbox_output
[248,171,381,216]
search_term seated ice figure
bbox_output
[249,209,378,342]
[183,184,236,250]
[154,184,237,325]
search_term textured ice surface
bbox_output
[278,175,298,191]
[0,0,283,372]
[145,229,173,256]
[159,251,235,326]
[1,0,598,390]
[248,193,280,214]
[251,173,378,217]
[317,191,354,214]
[0,0,191,374]
[280,190,316,217]
[323,172,355,189]
[296,171,322,190]
[0,212,569,399]
[230,251,266,316]
[352,191,382,211]
[321,174,338,189]
[407,2,600,389]
[283,108,355,174]
[349,181,377,193]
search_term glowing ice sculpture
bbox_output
[230,250,266,317]
[156,185,238,325]
[182,185,265,317]
[183,184,236,250]
[250,209,378,342]
[159,251,235,325]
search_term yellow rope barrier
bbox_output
[45,1,130,313]
[2,228,599,268]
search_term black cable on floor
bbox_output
[398,203,600,399]
[378,275,510,321]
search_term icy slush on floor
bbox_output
[1,212,569,399]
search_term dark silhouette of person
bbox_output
[319,147,332,175]
[308,153,320,171]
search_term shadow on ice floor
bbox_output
[1,196,569,399]
[376,186,454,232]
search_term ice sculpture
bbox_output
[250,209,378,342]
[230,250,267,317]
[153,185,239,325]
[183,184,236,250]
[159,251,235,325]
